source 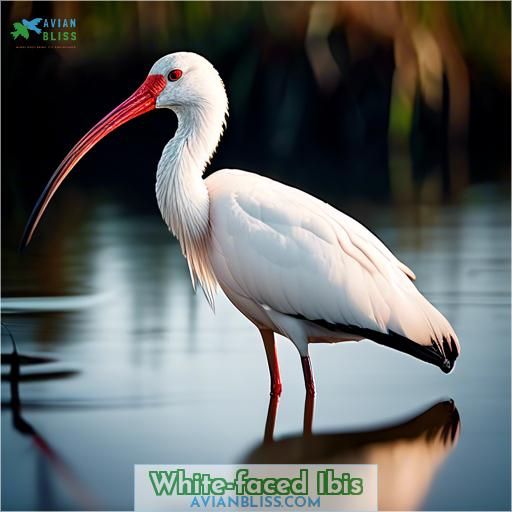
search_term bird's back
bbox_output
[205,169,459,365]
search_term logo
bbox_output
[10,17,78,48]
[10,18,42,40]
[134,464,378,511]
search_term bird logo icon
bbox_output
[10,18,42,40]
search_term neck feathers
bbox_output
[156,102,226,307]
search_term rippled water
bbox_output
[2,193,510,511]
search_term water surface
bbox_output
[2,194,510,510]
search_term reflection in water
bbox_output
[247,396,460,511]
[2,325,98,510]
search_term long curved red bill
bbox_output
[20,74,167,249]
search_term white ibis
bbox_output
[21,52,460,396]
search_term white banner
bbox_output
[134,464,378,511]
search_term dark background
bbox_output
[2,1,510,252]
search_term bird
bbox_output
[21,52,460,396]
[22,18,43,35]
[11,22,30,40]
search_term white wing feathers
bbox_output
[207,170,458,351]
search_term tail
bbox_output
[421,298,460,373]
[33,27,42,34]
[11,31,19,39]
[294,302,460,373]
[385,288,461,373]
[289,277,460,373]
[335,285,461,373]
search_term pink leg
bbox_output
[303,392,315,436]
[260,330,282,397]
[301,356,316,396]
[264,395,280,443]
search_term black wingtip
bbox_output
[440,337,459,374]
[440,359,454,374]
[290,314,458,373]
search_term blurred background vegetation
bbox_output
[2,1,510,249]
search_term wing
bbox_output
[31,18,43,25]
[207,170,456,348]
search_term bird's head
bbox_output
[20,52,228,249]
[151,52,228,116]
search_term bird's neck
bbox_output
[156,104,225,305]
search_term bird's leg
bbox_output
[301,355,315,434]
[301,355,316,396]
[260,329,282,397]
[264,395,280,443]
[303,391,315,436]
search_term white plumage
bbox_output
[206,169,458,353]
[22,52,460,396]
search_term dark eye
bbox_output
[168,69,183,82]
